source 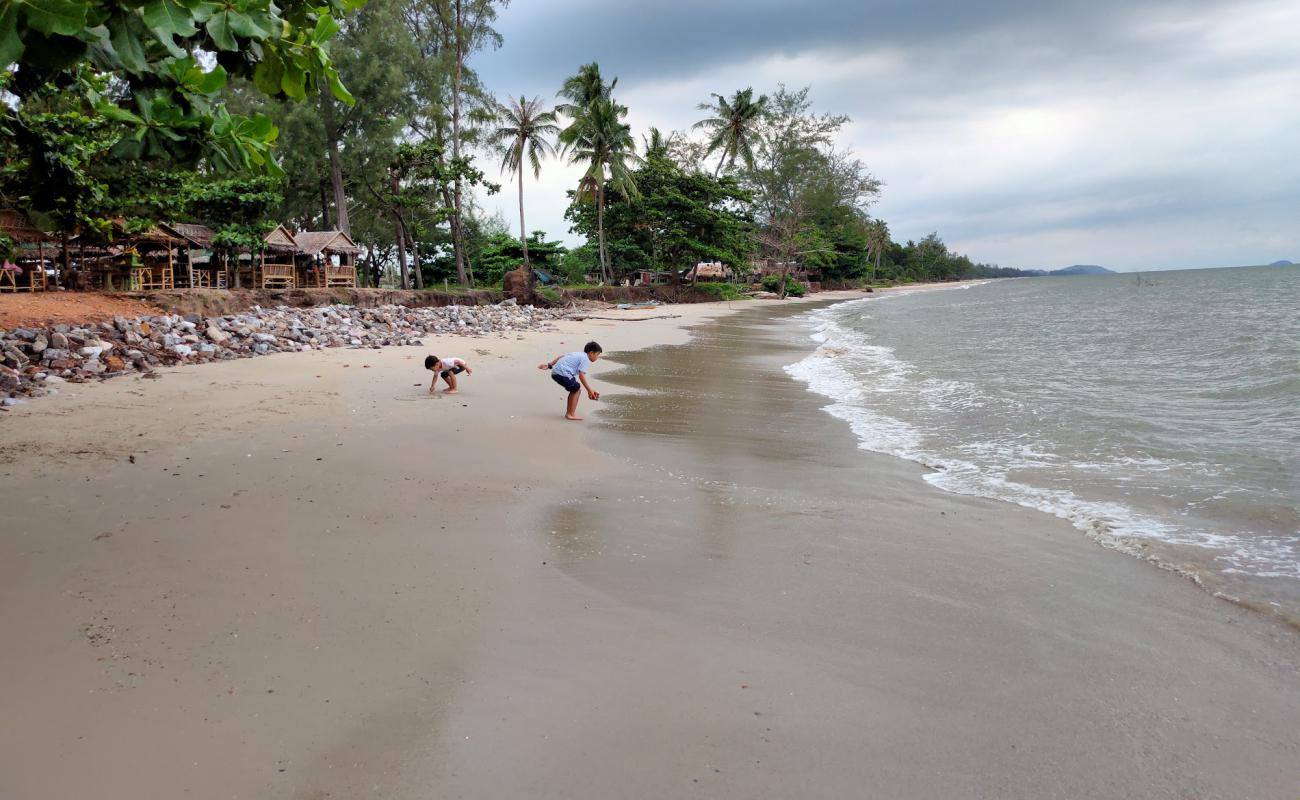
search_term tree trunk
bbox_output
[450,0,467,285]
[320,181,332,229]
[410,233,424,289]
[321,93,350,235]
[873,246,881,283]
[518,163,531,268]
[596,186,609,284]
[392,172,408,289]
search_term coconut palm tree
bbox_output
[865,219,890,283]
[693,87,769,177]
[642,127,671,159]
[565,96,640,283]
[489,95,560,268]
[557,62,616,149]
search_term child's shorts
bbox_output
[552,373,581,392]
[440,366,466,378]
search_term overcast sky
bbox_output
[471,0,1300,272]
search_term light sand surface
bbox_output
[1,289,1297,800]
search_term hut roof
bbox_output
[0,209,51,243]
[108,218,184,245]
[164,222,215,248]
[262,224,299,252]
[295,230,360,256]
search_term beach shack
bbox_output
[683,261,734,282]
[163,222,221,288]
[632,269,672,286]
[0,210,52,292]
[251,224,300,289]
[294,230,359,288]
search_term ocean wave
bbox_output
[786,297,1300,581]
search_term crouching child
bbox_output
[537,341,602,420]
[425,355,472,394]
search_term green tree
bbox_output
[693,87,768,177]
[558,68,639,284]
[1,0,363,229]
[488,95,558,269]
[565,150,754,283]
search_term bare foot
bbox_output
[445,389,459,394]
[564,414,584,421]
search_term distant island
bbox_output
[1268,260,1295,267]
[1018,264,1117,277]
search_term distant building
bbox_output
[683,261,734,281]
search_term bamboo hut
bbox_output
[294,230,359,288]
[162,222,219,288]
[253,224,299,289]
[0,210,54,292]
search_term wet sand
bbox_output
[1,293,1297,799]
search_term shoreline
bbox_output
[2,287,1296,798]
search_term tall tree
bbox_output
[865,219,890,283]
[693,88,769,177]
[563,96,639,284]
[488,95,558,269]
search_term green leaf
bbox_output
[251,51,282,95]
[142,0,198,37]
[190,1,221,22]
[189,63,226,93]
[107,14,148,73]
[18,0,86,37]
[0,1,24,67]
[327,68,353,105]
[279,61,305,100]
[98,104,146,125]
[312,13,339,44]
[205,9,237,50]
[227,10,268,38]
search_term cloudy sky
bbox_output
[471,0,1300,272]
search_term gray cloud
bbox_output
[471,0,1300,271]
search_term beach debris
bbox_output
[0,302,568,402]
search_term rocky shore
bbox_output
[0,301,567,404]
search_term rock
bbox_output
[31,335,48,354]
[43,374,66,384]
[50,332,69,349]
[104,355,126,372]
[82,359,106,374]
[206,325,229,345]
[171,344,194,357]
[79,346,104,358]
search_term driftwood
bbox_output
[567,314,683,322]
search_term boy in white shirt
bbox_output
[425,354,473,394]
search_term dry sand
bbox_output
[1,290,1296,799]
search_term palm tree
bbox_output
[565,96,640,283]
[557,62,616,148]
[642,127,673,159]
[693,87,769,177]
[865,219,890,283]
[489,95,560,268]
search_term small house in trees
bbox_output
[295,230,359,288]
[0,209,52,292]
[683,261,734,282]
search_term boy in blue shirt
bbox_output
[538,341,602,420]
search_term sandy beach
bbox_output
[2,290,1297,799]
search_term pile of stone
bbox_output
[1,301,567,403]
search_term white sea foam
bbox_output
[786,293,1300,582]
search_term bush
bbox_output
[537,286,562,305]
[760,274,806,297]
[694,282,748,301]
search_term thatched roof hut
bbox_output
[262,224,299,252]
[0,209,50,243]
[295,230,360,258]
[164,222,215,249]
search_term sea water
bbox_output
[788,266,1300,618]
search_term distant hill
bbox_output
[1019,264,1116,277]
[1051,264,1115,276]
[1268,259,1295,267]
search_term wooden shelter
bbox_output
[294,230,359,288]
[254,224,299,288]
[0,210,52,292]
[161,223,219,288]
